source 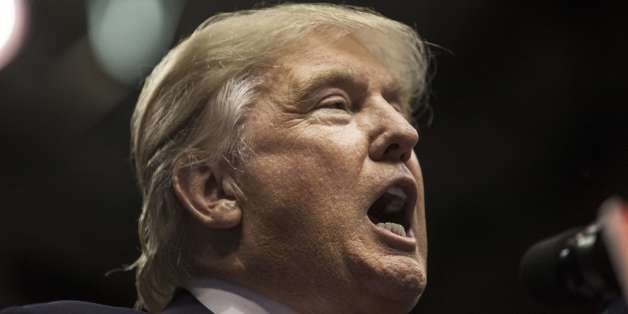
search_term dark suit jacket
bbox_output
[0,290,212,314]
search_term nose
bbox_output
[368,101,419,163]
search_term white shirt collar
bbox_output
[187,277,296,314]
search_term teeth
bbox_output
[376,222,407,237]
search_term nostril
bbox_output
[382,142,412,162]
[370,126,418,162]
[384,143,399,156]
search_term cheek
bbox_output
[237,127,368,232]
[245,126,365,195]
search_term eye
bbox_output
[318,95,349,111]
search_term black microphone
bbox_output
[520,198,628,313]
[520,223,621,309]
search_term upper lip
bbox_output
[366,175,418,232]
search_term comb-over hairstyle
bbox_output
[129,3,429,311]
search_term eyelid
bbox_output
[381,91,403,112]
[316,89,351,109]
[320,95,348,108]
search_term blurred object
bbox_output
[0,0,28,71]
[604,298,628,314]
[521,198,627,312]
[601,198,628,304]
[87,0,185,85]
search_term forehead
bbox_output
[268,33,403,100]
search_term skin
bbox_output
[175,33,427,314]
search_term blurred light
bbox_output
[0,1,16,49]
[87,0,184,85]
[0,0,28,71]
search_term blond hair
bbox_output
[130,3,430,312]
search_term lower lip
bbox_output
[370,220,417,252]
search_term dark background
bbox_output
[0,1,626,313]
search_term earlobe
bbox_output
[172,160,242,229]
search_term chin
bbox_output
[346,248,426,313]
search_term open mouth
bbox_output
[367,181,415,239]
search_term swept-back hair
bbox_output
[130,3,430,312]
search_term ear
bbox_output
[173,159,242,229]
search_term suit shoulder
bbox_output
[1,301,142,314]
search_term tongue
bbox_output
[376,222,407,237]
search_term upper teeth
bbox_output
[384,186,407,214]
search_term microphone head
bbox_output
[520,228,583,307]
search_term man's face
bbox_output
[233,34,427,313]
